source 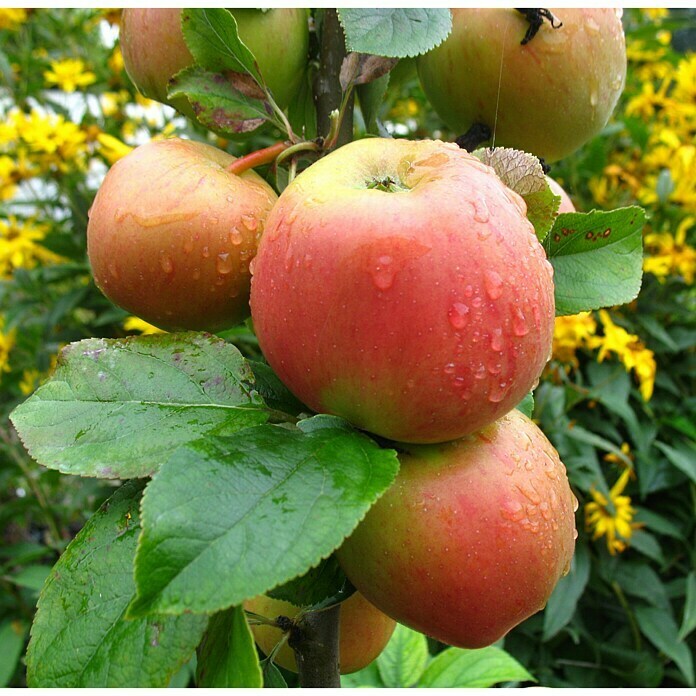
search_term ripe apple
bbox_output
[336,408,578,649]
[120,9,309,116]
[87,138,277,331]
[244,591,396,674]
[250,138,555,444]
[417,9,626,162]
[547,176,576,213]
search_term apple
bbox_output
[87,138,277,331]
[244,591,396,674]
[250,138,555,444]
[120,9,309,116]
[547,176,576,213]
[335,408,578,649]
[417,9,626,162]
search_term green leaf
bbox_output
[357,73,389,135]
[515,392,534,419]
[341,661,384,688]
[10,334,268,479]
[678,572,696,641]
[634,605,694,686]
[548,207,645,316]
[543,542,590,640]
[248,360,306,417]
[472,147,558,242]
[630,530,666,565]
[338,9,452,58]
[261,658,288,688]
[376,623,429,687]
[655,441,696,484]
[0,621,27,687]
[26,482,207,688]
[181,8,262,84]
[129,423,399,616]
[419,646,534,688]
[287,67,317,140]
[267,555,350,609]
[6,565,51,592]
[169,66,271,134]
[196,606,262,688]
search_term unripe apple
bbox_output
[120,9,309,116]
[250,138,555,444]
[417,9,626,162]
[336,409,578,649]
[87,138,277,331]
[547,176,576,213]
[243,592,396,674]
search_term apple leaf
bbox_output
[128,420,399,617]
[548,207,645,316]
[181,8,263,86]
[196,606,262,688]
[419,646,535,688]
[376,624,429,688]
[10,333,268,479]
[472,147,559,242]
[267,555,352,609]
[339,52,399,91]
[338,9,452,58]
[26,481,207,688]
[0,621,26,687]
[248,360,307,417]
[169,66,272,135]
[357,73,390,135]
[288,66,318,140]
[515,392,535,419]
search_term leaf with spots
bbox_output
[128,419,399,617]
[26,481,207,687]
[548,207,645,316]
[9,333,268,479]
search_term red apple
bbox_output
[336,408,578,649]
[87,138,277,331]
[250,138,555,443]
[244,591,396,674]
[120,9,309,116]
[547,176,576,214]
[417,9,626,162]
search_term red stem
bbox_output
[227,141,289,176]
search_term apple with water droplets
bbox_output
[417,8,626,162]
[120,8,309,118]
[87,138,277,331]
[244,591,395,674]
[250,138,555,443]
[335,408,578,649]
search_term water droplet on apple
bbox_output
[443,362,456,374]
[490,328,504,352]
[472,196,490,223]
[512,308,529,336]
[484,270,503,300]
[159,253,173,274]
[201,246,210,259]
[448,302,470,329]
[216,252,233,275]
[192,267,200,280]
[229,227,243,245]
[473,364,487,380]
[464,284,474,297]
[241,214,258,231]
[108,262,119,279]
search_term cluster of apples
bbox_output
[87,8,626,674]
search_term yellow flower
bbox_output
[591,311,656,401]
[0,316,16,376]
[44,58,97,93]
[0,8,27,31]
[585,468,640,554]
[604,442,633,466]
[644,217,696,284]
[108,47,125,77]
[123,317,165,335]
[16,110,88,172]
[0,216,64,279]
[642,8,668,22]
[19,369,41,396]
[96,132,133,164]
[552,312,597,365]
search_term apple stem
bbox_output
[455,123,493,152]
[288,603,342,687]
[227,141,290,176]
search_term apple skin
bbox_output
[87,138,277,331]
[335,409,578,649]
[250,138,555,444]
[120,9,308,115]
[417,8,626,162]
[547,176,576,213]
[243,592,396,674]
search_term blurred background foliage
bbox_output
[0,7,694,688]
